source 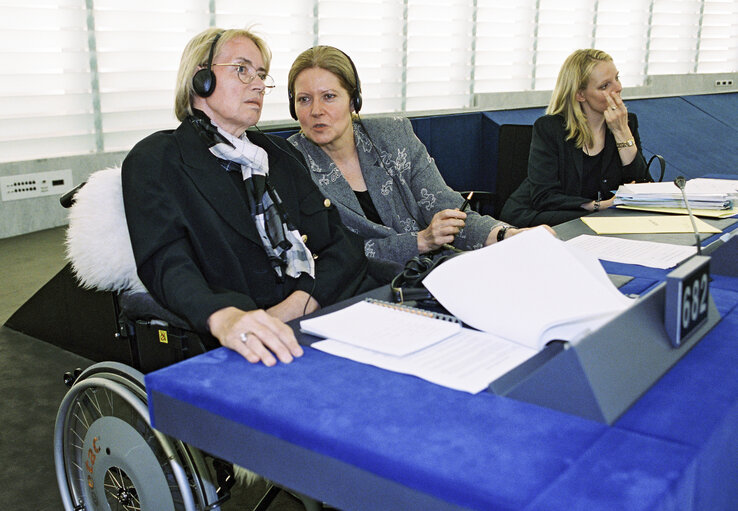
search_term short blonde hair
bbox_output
[174,27,272,121]
[546,49,613,149]
[288,46,359,111]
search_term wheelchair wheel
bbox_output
[54,362,221,511]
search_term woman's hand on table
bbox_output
[208,306,303,366]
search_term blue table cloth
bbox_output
[146,271,738,510]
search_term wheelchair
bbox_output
[54,361,228,510]
[53,167,319,511]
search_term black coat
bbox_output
[122,119,371,336]
[500,113,650,227]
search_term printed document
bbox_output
[423,227,634,350]
[305,228,634,394]
[314,328,537,394]
[565,234,697,269]
[301,300,460,356]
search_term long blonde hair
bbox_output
[174,27,271,122]
[546,49,613,149]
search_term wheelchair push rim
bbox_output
[53,362,217,511]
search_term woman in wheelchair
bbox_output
[122,28,379,367]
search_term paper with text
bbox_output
[300,300,461,356]
[312,328,537,394]
[565,234,697,269]
[422,227,634,349]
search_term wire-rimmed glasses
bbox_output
[212,62,275,93]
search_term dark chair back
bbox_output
[495,124,533,218]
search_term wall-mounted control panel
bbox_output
[1,170,73,202]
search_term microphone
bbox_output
[673,176,702,255]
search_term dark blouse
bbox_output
[354,189,383,225]
[581,150,604,200]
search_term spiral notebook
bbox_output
[302,298,538,393]
[299,298,461,356]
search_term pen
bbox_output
[459,191,474,212]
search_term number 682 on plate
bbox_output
[664,255,711,347]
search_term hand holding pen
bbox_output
[459,191,474,212]
[416,192,471,254]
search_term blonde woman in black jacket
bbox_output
[501,49,651,227]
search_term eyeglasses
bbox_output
[211,62,275,93]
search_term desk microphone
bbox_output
[674,176,702,255]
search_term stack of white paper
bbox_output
[614,180,736,210]
[304,228,635,394]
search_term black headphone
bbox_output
[390,253,462,303]
[192,31,224,98]
[288,46,362,120]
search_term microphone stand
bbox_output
[674,176,702,256]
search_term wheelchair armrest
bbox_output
[118,290,192,331]
[60,182,86,208]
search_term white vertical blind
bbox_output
[215,0,314,121]
[0,0,93,162]
[697,0,738,73]
[648,0,703,75]
[405,0,474,111]
[0,0,736,163]
[594,0,650,87]
[534,0,595,91]
[215,0,406,117]
[315,0,405,114]
[475,0,537,93]
[92,0,209,152]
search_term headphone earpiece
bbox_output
[192,68,216,98]
[288,89,297,120]
[192,32,223,98]
[345,50,362,114]
[288,46,362,120]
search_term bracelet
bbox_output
[497,225,509,242]
[616,138,635,149]
[593,200,600,212]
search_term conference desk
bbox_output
[146,210,738,511]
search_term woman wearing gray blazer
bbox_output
[287,46,527,265]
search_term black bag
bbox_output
[390,253,460,304]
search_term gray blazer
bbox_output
[289,116,502,264]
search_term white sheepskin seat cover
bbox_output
[65,167,147,293]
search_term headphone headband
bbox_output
[192,31,224,98]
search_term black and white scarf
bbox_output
[190,112,314,280]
